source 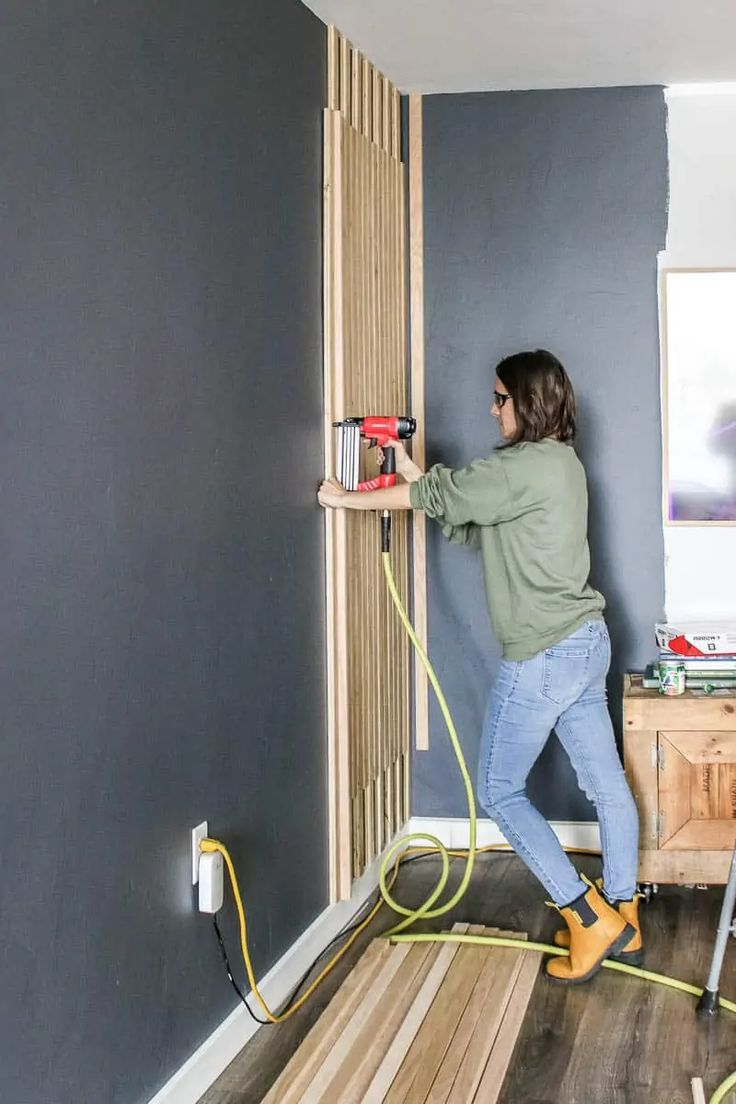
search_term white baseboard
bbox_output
[147,834,399,1104]
[407,816,601,853]
[147,816,598,1104]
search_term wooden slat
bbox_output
[424,929,506,1103]
[381,149,394,838]
[261,940,391,1104]
[327,26,340,112]
[470,948,539,1103]
[344,123,357,818]
[339,35,350,117]
[372,139,383,838]
[374,140,385,840]
[362,57,371,139]
[367,136,378,834]
[623,689,736,731]
[362,924,469,1104]
[623,730,659,850]
[332,110,351,896]
[386,925,489,1103]
[637,848,734,882]
[372,68,381,147]
[663,820,736,851]
[296,942,413,1103]
[324,106,352,900]
[351,48,361,131]
[409,94,429,753]
[330,943,438,1103]
[355,119,368,807]
[300,940,432,1104]
[442,943,527,1103]
[397,151,410,821]
[659,734,692,845]
[665,730,736,764]
[397,158,408,793]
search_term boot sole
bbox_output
[547,923,637,985]
[610,946,644,967]
[553,938,644,967]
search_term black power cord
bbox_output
[213,915,268,1025]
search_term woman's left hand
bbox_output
[318,478,350,508]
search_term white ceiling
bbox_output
[300,0,736,93]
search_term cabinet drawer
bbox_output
[659,730,736,850]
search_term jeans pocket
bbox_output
[542,648,591,706]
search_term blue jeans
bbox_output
[477,620,639,906]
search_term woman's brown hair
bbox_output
[496,349,576,445]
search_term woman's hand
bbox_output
[318,478,350,508]
[376,439,424,483]
[376,439,411,475]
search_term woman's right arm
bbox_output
[388,440,481,549]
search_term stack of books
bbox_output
[663,655,736,691]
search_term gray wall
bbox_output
[0,3,326,1102]
[415,87,668,819]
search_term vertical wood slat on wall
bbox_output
[408,94,429,754]
[324,27,410,899]
[323,103,352,897]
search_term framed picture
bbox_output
[662,268,736,525]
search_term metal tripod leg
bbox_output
[697,848,736,1016]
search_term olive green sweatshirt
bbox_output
[409,439,604,660]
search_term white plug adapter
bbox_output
[198,850,224,913]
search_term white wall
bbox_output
[660,86,736,621]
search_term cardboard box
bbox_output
[656,622,736,657]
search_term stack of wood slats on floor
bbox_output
[261,923,538,1103]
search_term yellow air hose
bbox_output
[201,546,736,1103]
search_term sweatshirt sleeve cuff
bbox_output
[409,466,450,519]
[410,471,446,517]
[409,479,424,511]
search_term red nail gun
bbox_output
[333,416,416,491]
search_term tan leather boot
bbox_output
[554,883,643,966]
[546,884,635,983]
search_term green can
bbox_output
[659,659,686,696]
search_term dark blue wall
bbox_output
[0,3,326,1102]
[415,87,668,819]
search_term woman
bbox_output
[318,349,641,984]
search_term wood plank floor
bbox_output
[199,852,736,1104]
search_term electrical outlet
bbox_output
[191,821,208,885]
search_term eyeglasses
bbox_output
[493,391,510,409]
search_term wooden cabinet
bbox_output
[623,674,736,885]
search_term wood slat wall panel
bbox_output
[325,28,410,897]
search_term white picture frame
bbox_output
[661,268,736,525]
